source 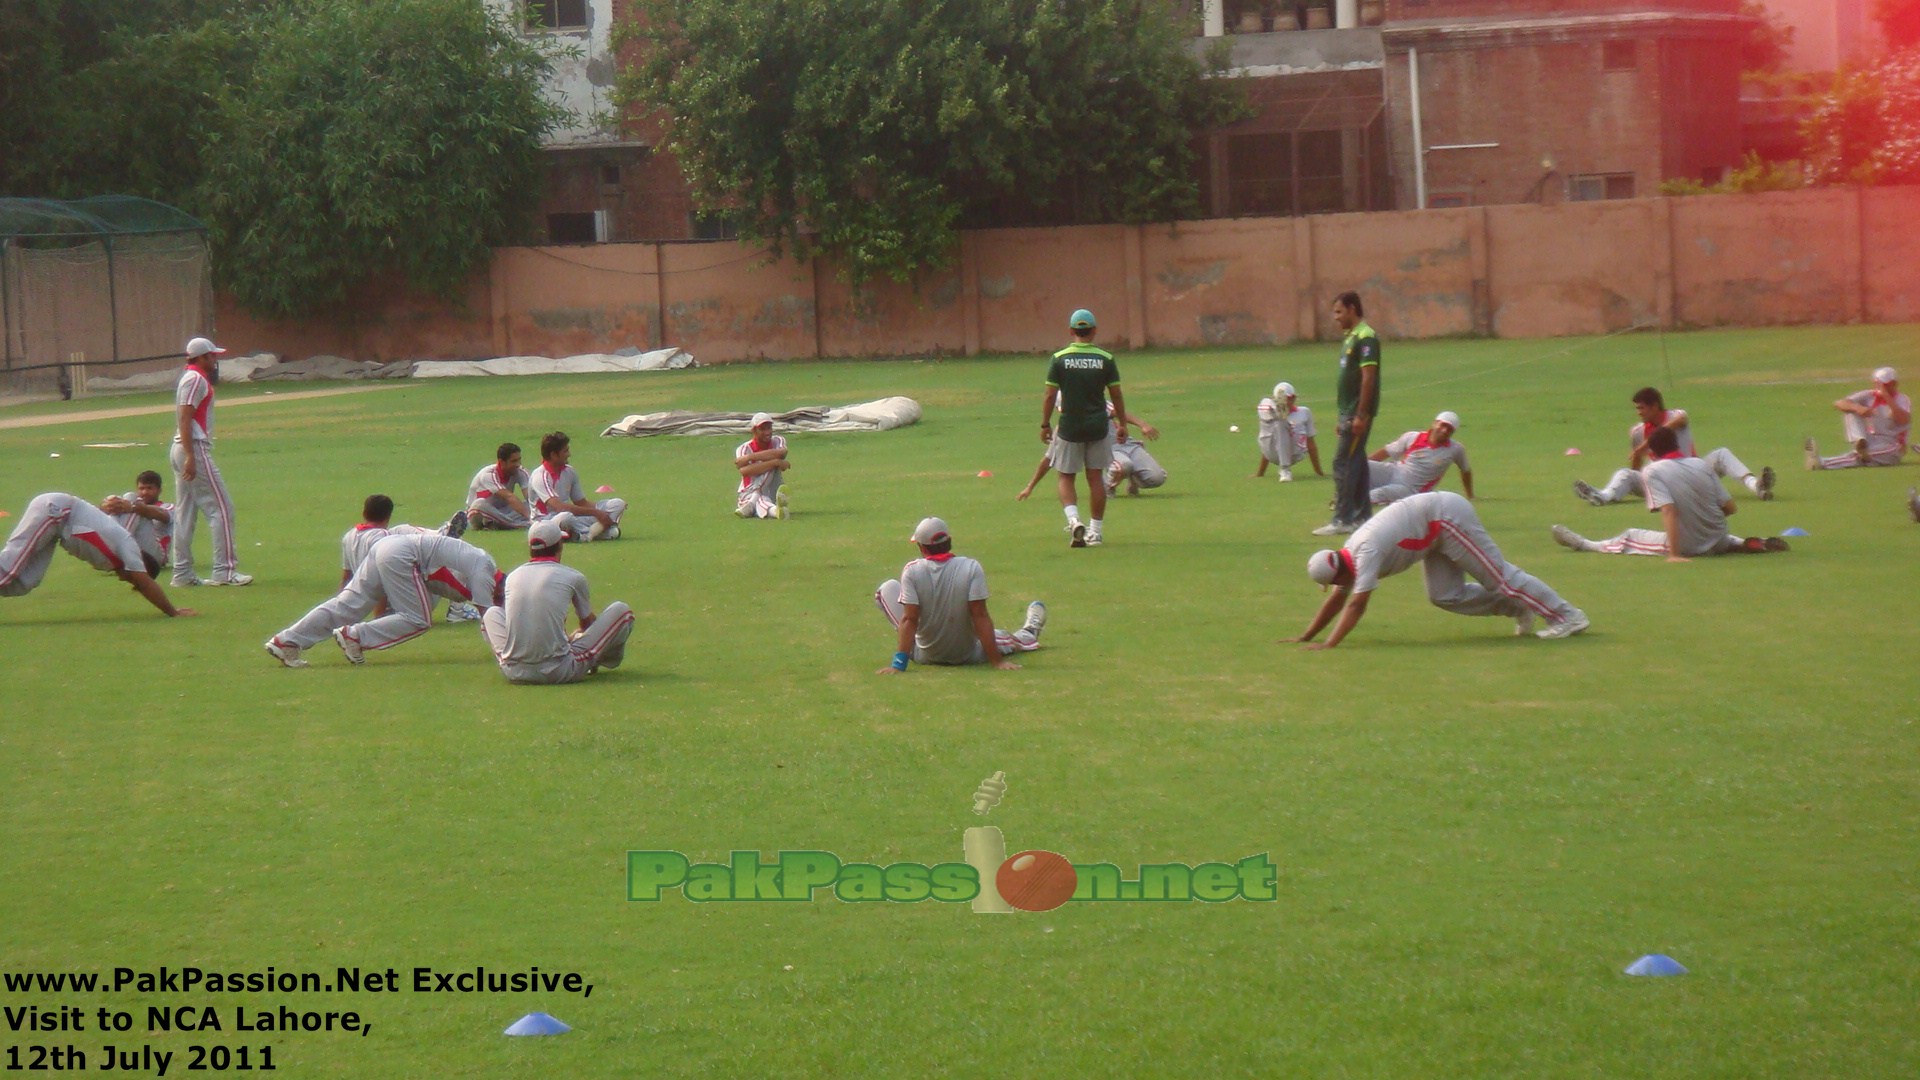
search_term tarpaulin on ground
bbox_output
[84,347,696,392]
[600,397,922,438]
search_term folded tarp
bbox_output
[413,348,694,378]
[601,396,922,438]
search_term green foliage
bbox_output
[617,0,1244,285]
[1658,151,1806,196]
[0,0,566,318]
[1803,47,1920,186]
[1876,0,1920,52]
[1738,0,1794,74]
[199,0,567,316]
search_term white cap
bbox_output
[185,337,226,359]
[1435,410,1461,430]
[750,412,775,428]
[1307,549,1343,586]
[1275,381,1295,399]
[529,513,574,548]
[1874,366,1897,384]
[910,517,951,545]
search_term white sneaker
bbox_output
[1536,609,1590,639]
[1278,468,1293,483]
[1085,529,1103,547]
[1572,479,1604,506]
[1068,522,1087,548]
[332,627,366,665]
[1551,524,1584,551]
[206,572,253,586]
[171,575,202,588]
[264,638,308,668]
[1513,610,1536,636]
[1310,523,1353,536]
[445,602,481,623]
[1022,600,1048,638]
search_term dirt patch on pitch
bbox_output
[0,384,399,431]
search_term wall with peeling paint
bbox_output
[213,186,1920,364]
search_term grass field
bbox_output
[3,325,1917,1078]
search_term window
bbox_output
[599,163,621,187]
[547,212,599,244]
[692,213,740,241]
[1602,39,1636,71]
[1568,173,1636,201]
[525,0,587,31]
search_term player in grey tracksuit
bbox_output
[1,492,195,617]
[483,515,634,683]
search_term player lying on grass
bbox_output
[875,517,1047,673]
[1572,386,1774,506]
[1,493,196,617]
[1553,426,1789,561]
[1290,491,1587,650]
[1368,411,1472,506]
[483,515,634,684]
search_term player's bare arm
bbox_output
[971,599,1019,671]
[1016,457,1052,500]
[1305,590,1370,650]
[1121,411,1158,440]
[1352,366,1378,436]
[877,605,920,674]
[1462,470,1475,499]
[1110,387,1128,443]
[1040,387,1058,443]
[1660,504,1690,563]
[121,570,196,617]
[1290,586,1350,644]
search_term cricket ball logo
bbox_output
[963,771,1077,913]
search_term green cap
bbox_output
[1069,309,1096,330]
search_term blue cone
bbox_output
[1624,954,1688,976]
[1781,527,1810,537]
[504,1012,571,1036]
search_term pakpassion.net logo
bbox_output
[626,773,1276,913]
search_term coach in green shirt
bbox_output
[1315,291,1380,536]
[1041,308,1126,548]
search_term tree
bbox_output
[617,0,1243,284]
[1876,0,1920,53]
[199,0,569,316]
[1738,0,1794,74]
[1803,47,1920,186]
[2,0,568,318]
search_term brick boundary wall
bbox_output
[214,186,1920,365]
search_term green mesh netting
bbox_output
[2,196,212,399]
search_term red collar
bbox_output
[354,522,385,531]
[541,460,564,479]
[1337,549,1356,576]
[1409,431,1435,452]
[529,555,561,563]
[1655,450,1685,460]
[497,463,514,484]
[923,552,954,563]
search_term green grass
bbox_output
[3,325,1918,1078]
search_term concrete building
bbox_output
[1195,0,1751,212]
[491,0,695,244]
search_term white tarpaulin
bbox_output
[601,397,922,438]
[84,347,696,392]
[413,348,694,378]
